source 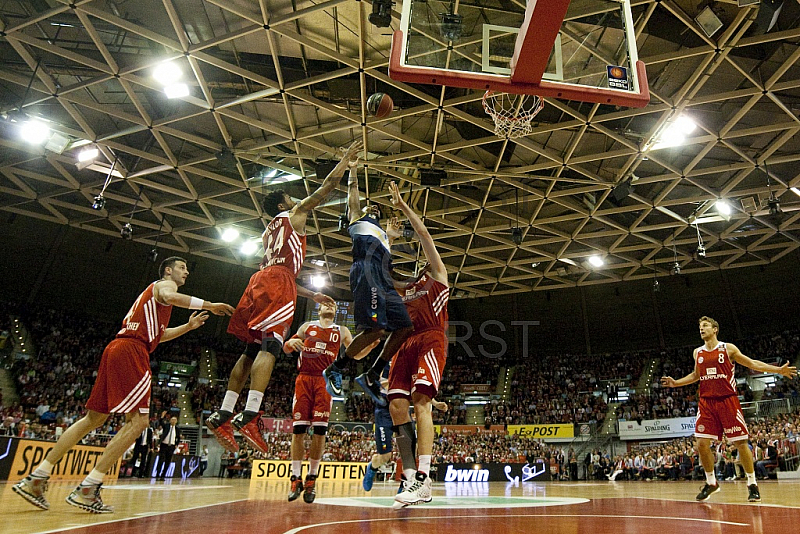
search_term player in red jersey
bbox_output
[661,316,796,503]
[206,140,362,454]
[12,257,234,513]
[282,301,354,503]
[383,181,450,508]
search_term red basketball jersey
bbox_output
[261,212,307,277]
[117,282,173,353]
[695,342,737,398]
[401,274,449,331]
[297,322,341,375]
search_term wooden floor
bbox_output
[3,476,800,533]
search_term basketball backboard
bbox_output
[389,0,649,107]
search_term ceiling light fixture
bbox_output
[695,5,724,37]
[221,228,239,242]
[153,62,183,86]
[716,199,732,220]
[19,119,51,144]
[588,255,604,267]
[240,240,259,255]
[164,83,190,99]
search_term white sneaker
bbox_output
[66,483,114,513]
[393,472,432,509]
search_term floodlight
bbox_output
[221,228,239,242]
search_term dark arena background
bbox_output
[3,1,800,533]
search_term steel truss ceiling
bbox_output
[2,0,800,298]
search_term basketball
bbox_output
[610,67,624,79]
[367,92,393,118]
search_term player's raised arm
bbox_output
[727,343,798,378]
[296,140,363,217]
[154,279,234,316]
[388,181,447,285]
[347,156,363,224]
[161,311,210,342]
[295,283,336,307]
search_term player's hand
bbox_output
[342,139,363,168]
[777,362,797,379]
[285,338,304,352]
[204,302,235,316]
[313,292,336,306]
[187,311,210,330]
[433,400,449,412]
[660,376,676,388]
[388,181,407,209]
[387,216,403,240]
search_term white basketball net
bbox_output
[482,91,544,139]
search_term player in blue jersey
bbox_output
[323,158,413,404]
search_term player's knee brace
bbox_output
[293,425,309,435]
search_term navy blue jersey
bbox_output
[349,216,392,265]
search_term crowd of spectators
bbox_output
[505,352,612,426]
[0,302,195,443]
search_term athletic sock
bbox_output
[292,460,302,478]
[418,455,431,476]
[32,460,53,478]
[746,471,756,486]
[81,469,105,487]
[309,459,320,476]
[244,390,264,414]
[705,471,717,486]
[221,391,239,413]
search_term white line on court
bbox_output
[281,513,749,534]
[31,498,248,534]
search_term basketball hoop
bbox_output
[482,91,544,139]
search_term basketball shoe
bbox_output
[66,483,114,513]
[363,462,377,491]
[205,411,238,452]
[748,484,761,503]
[12,475,50,510]
[696,482,720,501]
[355,372,387,407]
[231,411,268,453]
[288,475,303,502]
[303,475,317,503]
[323,363,343,397]
[393,472,432,509]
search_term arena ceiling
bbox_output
[2,0,800,298]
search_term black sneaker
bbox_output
[696,483,720,501]
[288,475,303,502]
[747,484,761,503]
[355,372,387,407]
[303,475,317,503]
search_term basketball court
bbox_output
[4,477,800,533]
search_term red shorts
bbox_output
[292,374,332,428]
[695,395,749,442]
[228,266,297,344]
[86,338,151,415]
[388,328,447,402]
